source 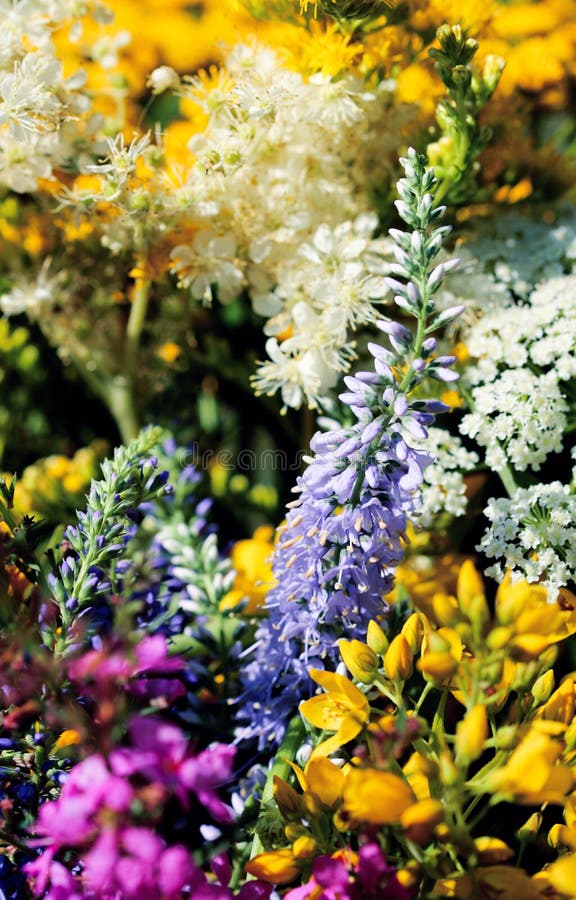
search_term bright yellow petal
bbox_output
[340,767,415,825]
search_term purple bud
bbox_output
[394,395,409,416]
[429,367,460,383]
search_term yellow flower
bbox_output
[396,64,442,117]
[51,729,82,753]
[400,798,444,844]
[219,525,276,614]
[441,388,464,410]
[403,751,437,800]
[245,848,300,884]
[454,704,488,765]
[481,722,574,805]
[434,865,549,899]
[384,634,414,681]
[473,837,514,865]
[339,766,415,826]
[535,677,574,724]
[157,341,182,365]
[496,574,576,659]
[300,668,370,758]
[289,755,346,810]
[535,847,576,897]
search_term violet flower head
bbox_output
[238,150,462,748]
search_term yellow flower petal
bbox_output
[340,767,415,826]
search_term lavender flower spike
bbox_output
[238,150,461,748]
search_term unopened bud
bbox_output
[338,639,379,684]
[385,634,414,681]
[455,705,488,766]
[438,750,459,787]
[401,613,424,652]
[517,812,542,843]
[367,619,389,655]
[147,66,180,94]
[531,669,555,704]
[293,835,317,858]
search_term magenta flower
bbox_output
[25,855,83,900]
[32,755,133,849]
[284,844,410,900]
[110,716,235,821]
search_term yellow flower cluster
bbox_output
[250,559,576,895]
[12,442,108,520]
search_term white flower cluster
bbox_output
[464,273,576,385]
[460,369,567,472]
[435,207,576,322]
[479,482,576,600]
[169,43,410,409]
[0,0,110,192]
[412,427,479,528]
[458,272,576,473]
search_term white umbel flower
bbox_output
[479,483,576,601]
[460,368,567,472]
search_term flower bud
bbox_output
[438,750,459,787]
[367,619,389,654]
[494,725,517,750]
[486,626,513,651]
[473,837,513,865]
[293,835,317,858]
[400,798,444,844]
[531,670,555,705]
[273,776,304,820]
[303,791,323,818]
[455,705,488,766]
[431,593,461,628]
[457,560,489,625]
[418,651,457,682]
[401,613,424,652]
[516,812,542,843]
[482,54,505,93]
[338,639,379,684]
[384,634,413,681]
[147,66,180,94]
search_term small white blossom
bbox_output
[170,230,245,304]
[479,483,576,600]
[411,428,479,527]
[0,261,59,317]
[460,369,567,472]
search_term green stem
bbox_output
[124,273,151,380]
[249,714,306,862]
[108,375,142,445]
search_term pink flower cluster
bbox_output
[285,844,411,900]
[67,634,187,705]
[25,715,239,898]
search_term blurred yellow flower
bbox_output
[219,525,276,613]
[454,704,488,765]
[339,766,415,826]
[480,722,574,805]
[245,848,300,884]
[435,865,549,899]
